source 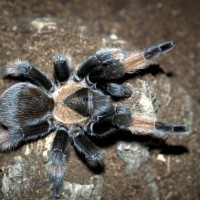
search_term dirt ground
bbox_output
[0,1,199,200]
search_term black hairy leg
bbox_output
[95,82,132,99]
[87,105,132,137]
[73,48,126,82]
[73,41,174,84]
[112,105,133,129]
[144,41,174,60]
[71,127,104,167]
[21,119,54,140]
[49,127,69,198]
[122,41,175,74]
[0,60,54,91]
[154,121,189,135]
[53,55,72,85]
[130,116,189,136]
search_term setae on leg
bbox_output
[87,105,133,137]
[0,60,54,91]
[71,127,104,167]
[49,127,69,198]
[95,82,132,99]
[53,55,72,85]
[130,116,189,136]
[74,41,175,84]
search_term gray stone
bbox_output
[116,141,149,175]
[62,175,104,200]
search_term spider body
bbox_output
[53,84,89,125]
[0,41,189,198]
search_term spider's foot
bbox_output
[155,121,189,135]
[144,41,175,60]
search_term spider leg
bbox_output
[87,105,132,136]
[0,119,54,151]
[123,41,175,74]
[95,82,132,99]
[74,41,174,84]
[70,127,104,167]
[144,41,174,60]
[130,116,189,136]
[21,119,54,140]
[49,127,69,198]
[0,60,54,92]
[73,48,126,82]
[53,55,72,85]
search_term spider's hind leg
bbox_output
[130,116,189,136]
[21,119,54,140]
[155,121,189,135]
[70,127,104,167]
[49,127,69,198]
[53,55,72,85]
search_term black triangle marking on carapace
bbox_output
[64,88,91,117]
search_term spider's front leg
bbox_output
[73,41,174,98]
[74,41,174,82]
[73,48,126,83]
[49,127,69,198]
[0,60,54,91]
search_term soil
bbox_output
[0,1,199,200]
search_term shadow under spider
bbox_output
[116,64,174,85]
[76,130,189,174]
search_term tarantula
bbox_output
[0,41,188,198]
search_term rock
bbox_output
[2,156,25,200]
[116,141,149,175]
[62,175,104,200]
[30,18,57,33]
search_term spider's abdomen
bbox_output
[0,82,54,128]
[53,84,112,126]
